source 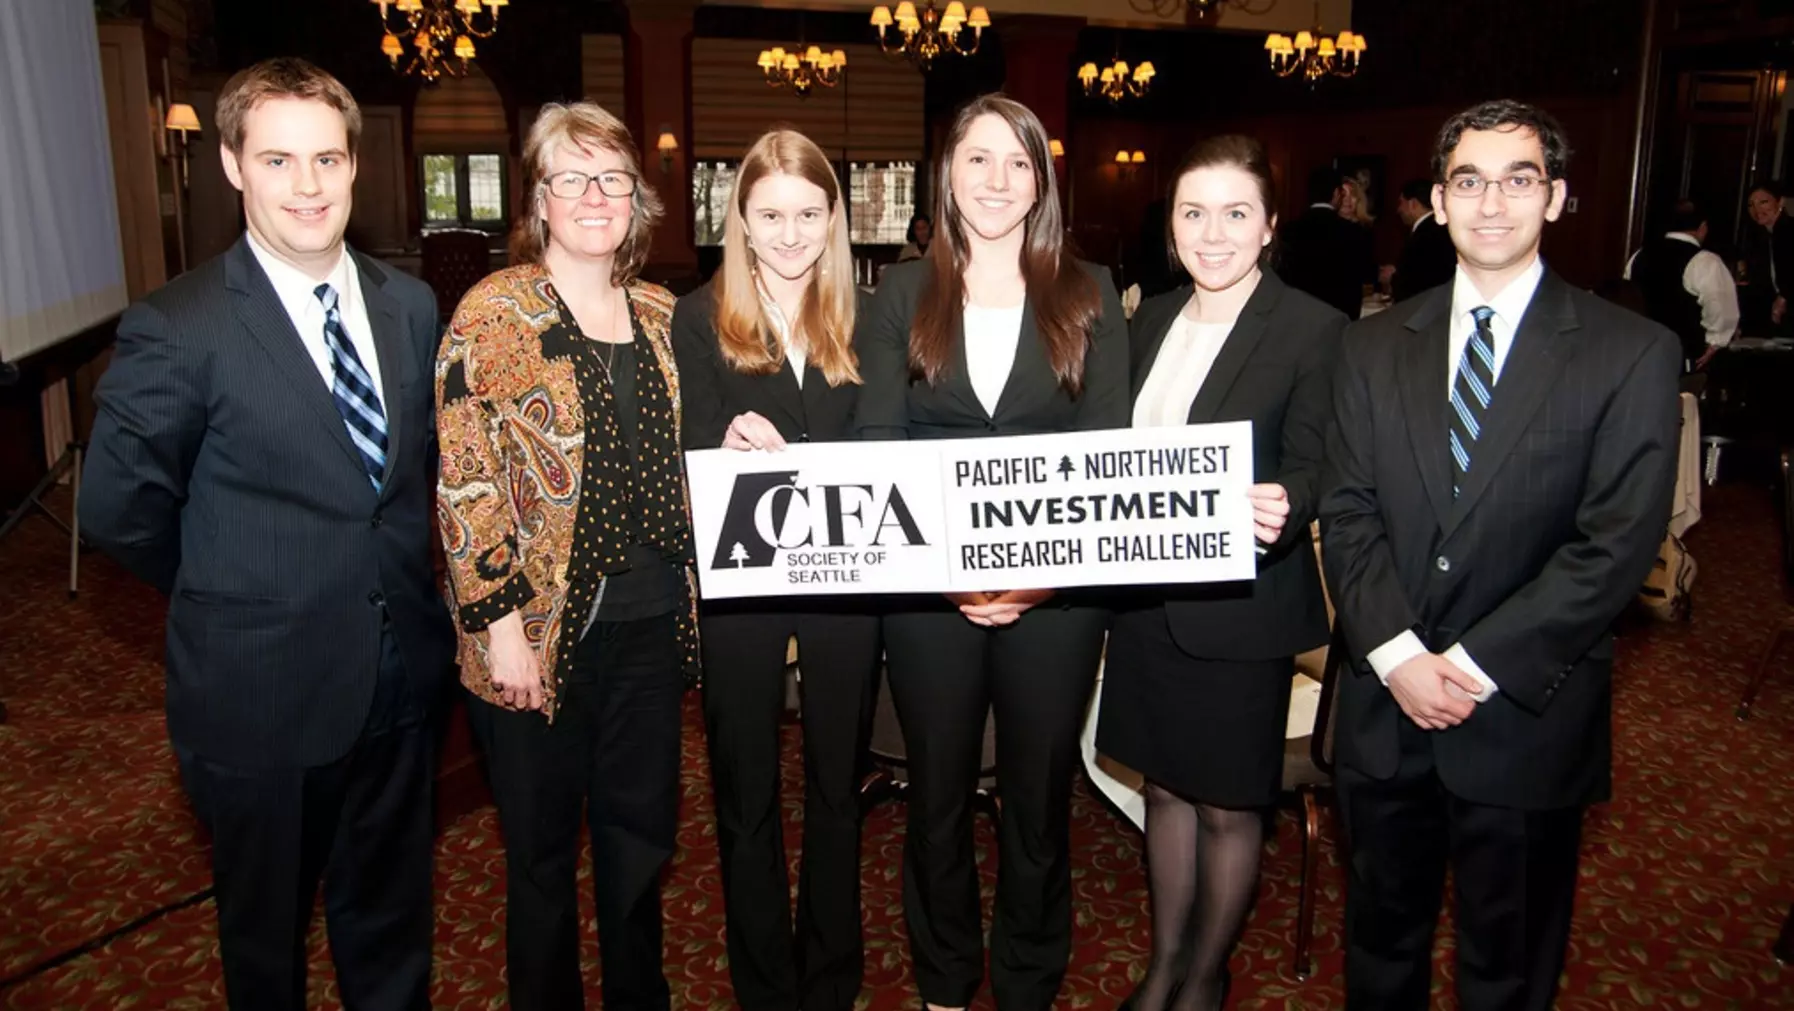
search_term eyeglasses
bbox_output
[543,170,638,200]
[1445,174,1549,200]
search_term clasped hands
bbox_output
[1387,653,1485,730]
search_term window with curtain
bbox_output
[849,162,916,245]
[420,153,507,230]
[693,160,740,247]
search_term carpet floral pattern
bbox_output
[1,486,1791,1009]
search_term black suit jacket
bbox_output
[1279,206,1375,320]
[1320,269,1681,809]
[854,258,1130,441]
[81,236,457,770]
[1391,216,1458,304]
[671,280,868,449]
[1126,271,1341,660]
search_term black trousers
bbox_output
[175,628,434,1011]
[700,607,881,1011]
[468,612,684,1011]
[884,603,1109,1011]
[1336,718,1584,1011]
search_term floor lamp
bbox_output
[164,102,200,274]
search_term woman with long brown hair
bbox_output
[855,94,1129,1011]
[435,101,694,1011]
[671,128,881,1011]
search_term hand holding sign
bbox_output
[723,411,787,452]
[1248,482,1291,544]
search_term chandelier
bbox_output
[869,1,991,71]
[1264,3,1364,84]
[1128,0,1276,21]
[370,0,507,83]
[1078,55,1155,103]
[757,45,847,98]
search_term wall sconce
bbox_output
[1049,139,1065,159]
[1131,150,1145,164]
[656,129,679,174]
[1114,149,1130,164]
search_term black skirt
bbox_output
[1096,604,1294,808]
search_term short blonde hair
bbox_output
[510,102,663,285]
[216,58,361,157]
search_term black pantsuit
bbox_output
[468,612,685,1011]
[854,258,1131,1009]
[884,604,1110,1007]
[175,630,433,1011]
[672,281,885,1011]
[700,606,880,1011]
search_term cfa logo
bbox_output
[709,470,928,569]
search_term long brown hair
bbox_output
[509,102,663,287]
[911,94,1098,395]
[713,129,859,386]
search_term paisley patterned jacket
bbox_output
[435,264,698,717]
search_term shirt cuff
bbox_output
[1366,629,1427,685]
[1444,642,1500,701]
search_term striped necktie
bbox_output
[1448,305,1497,498]
[314,283,388,489]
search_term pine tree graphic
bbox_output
[1057,455,1075,481]
[729,542,750,568]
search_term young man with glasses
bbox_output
[1320,100,1681,1011]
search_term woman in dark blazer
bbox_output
[855,94,1128,1011]
[671,128,881,1011]
[1096,135,1342,1011]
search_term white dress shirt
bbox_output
[1364,256,1546,702]
[963,301,1024,417]
[1622,232,1740,349]
[245,232,386,404]
[1132,314,1233,428]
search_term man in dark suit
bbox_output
[1388,177,1458,302]
[81,59,454,1011]
[1320,100,1680,1011]
[1279,165,1376,319]
[1745,181,1794,336]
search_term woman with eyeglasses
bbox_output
[855,93,1128,1011]
[671,128,881,1011]
[435,101,695,1011]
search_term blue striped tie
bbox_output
[1448,305,1497,498]
[314,283,388,489]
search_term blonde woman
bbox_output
[670,128,879,1011]
[436,102,694,1011]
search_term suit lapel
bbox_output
[354,251,407,496]
[1396,289,1457,528]
[1186,273,1279,425]
[225,238,369,484]
[770,357,808,433]
[989,296,1040,421]
[1444,271,1583,535]
[947,311,992,420]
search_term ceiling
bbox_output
[696,0,1356,34]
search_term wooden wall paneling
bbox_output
[96,21,167,300]
[689,38,923,161]
[184,88,240,266]
[350,106,410,255]
[582,34,627,114]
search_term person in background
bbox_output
[435,101,694,1011]
[1322,99,1679,1011]
[1387,177,1458,302]
[670,127,882,1011]
[1098,134,1342,1011]
[1744,181,1794,335]
[81,58,454,1010]
[1279,165,1377,319]
[854,93,1128,1011]
[1624,199,1739,371]
[899,212,934,261]
[1339,175,1375,226]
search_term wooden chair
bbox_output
[1281,628,1344,982]
[419,228,493,325]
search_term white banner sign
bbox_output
[685,421,1256,599]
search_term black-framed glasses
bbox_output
[1445,174,1549,200]
[543,170,638,200]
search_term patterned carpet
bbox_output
[2,484,1792,1009]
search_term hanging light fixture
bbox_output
[869,1,991,71]
[757,44,847,98]
[1264,1,1364,85]
[370,0,507,83]
[1078,54,1154,103]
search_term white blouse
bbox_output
[755,274,807,387]
[963,302,1024,417]
[1132,314,1235,428]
